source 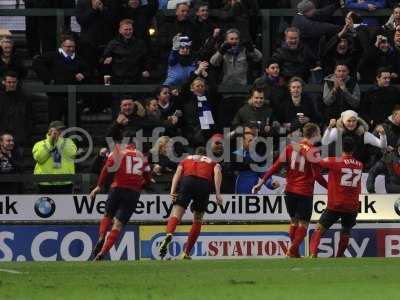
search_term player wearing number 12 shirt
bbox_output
[89,143,152,260]
[252,123,328,257]
[309,136,363,258]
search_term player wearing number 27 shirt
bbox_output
[309,136,363,258]
[252,123,328,258]
[89,143,152,260]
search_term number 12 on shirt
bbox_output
[126,156,143,175]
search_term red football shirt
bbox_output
[97,146,151,192]
[319,155,363,213]
[180,155,217,182]
[262,140,327,197]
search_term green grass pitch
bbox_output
[1,258,399,300]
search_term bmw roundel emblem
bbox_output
[394,198,400,216]
[34,197,56,218]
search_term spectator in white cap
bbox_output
[321,110,387,165]
[164,34,209,87]
[163,35,196,87]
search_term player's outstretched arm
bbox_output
[214,164,223,205]
[89,186,101,201]
[89,164,109,200]
[170,165,183,202]
[252,147,287,193]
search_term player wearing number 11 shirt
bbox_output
[89,143,152,260]
[252,123,328,257]
[309,136,363,258]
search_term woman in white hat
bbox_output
[321,110,387,165]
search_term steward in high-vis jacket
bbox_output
[32,121,77,194]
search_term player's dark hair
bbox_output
[302,123,320,139]
[195,146,206,155]
[342,136,355,154]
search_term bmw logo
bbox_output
[394,198,400,216]
[34,197,56,218]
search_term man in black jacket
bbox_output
[33,35,90,122]
[193,2,217,51]
[101,19,151,84]
[271,27,318,82]
[0,71,32,146]
[361,68,400,127]
[76,0,115,71]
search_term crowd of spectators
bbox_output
[2,0,400,194]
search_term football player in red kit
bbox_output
[252,123,328,257]
[309,136,363,258]
[89,142,152,260]
[159,146,223,259]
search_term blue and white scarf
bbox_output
[197,95,214,130]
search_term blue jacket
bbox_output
[163,50,196,87]
[345,0,386,10]
[345,0,387,26]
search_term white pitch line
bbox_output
[0,268,23,274]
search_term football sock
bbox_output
[290,225,307,253]
[166,216,179,234]
[184,221,202,255]
[99,228,120,256]
[336,233,350,257]
[99,216,112,240]
[310,229,322,257]
[288,224,298,242]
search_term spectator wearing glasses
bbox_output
[33,35,91,123]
